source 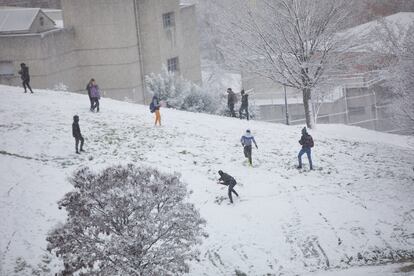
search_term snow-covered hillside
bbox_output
[0,85,413,275]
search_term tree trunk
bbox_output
[302,88,314,129]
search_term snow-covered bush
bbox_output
[52,83,68,92]
[145,66,219,114]
[46,164,206,276]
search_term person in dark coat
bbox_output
[89,79,101,112]
[241,129,258,166]
[18,63,33,93]
[217,170,239,204]
[297,127,314,170]
[239,89,249,120]
[72,115,84,154]
[86,79,94,111]
[227,88,237,117]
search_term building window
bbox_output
[163,12,175,28]
[0,61,14,76]
[39,16,44,26]
[167,57,179,72]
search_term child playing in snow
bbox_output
[217,170,239,204]
[241,129,258,166]
[72,115,84,154]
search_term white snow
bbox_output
[0,85,413,275]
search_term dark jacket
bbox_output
[241,94,248,107]
[299,134,314,148]
[72,122,82,138]
[152,96,160,110]
[227,91,237,106]
[219,172,236,186]
[86,83,92,98]
[18,65,30,81]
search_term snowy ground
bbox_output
[0,85,413,276]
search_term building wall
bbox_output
[137,0,201,85]
[61,0,144,102]
[0,28,76,90]
[178,5,202,84]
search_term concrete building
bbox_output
[0,0,201,103]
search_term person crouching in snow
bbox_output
[152,94,161,126]
[217,170,239,204]
[241,129,258,166]
[72,115,84,154]
[297,127,314,170]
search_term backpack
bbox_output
[305,135,314,148]
[149,102,155,113]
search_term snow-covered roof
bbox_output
[180,0,197,8]
[347,12,414,37]
[338,12,414,52]
[0,8,56,34]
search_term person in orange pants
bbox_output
[151,94,161,126]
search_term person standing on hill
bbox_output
[227,88,237,117]
[72,115,84,154]
[151,94,161,126]
[86,79,94,111]
[89,79,101,112]
[18,63,33,93]
[241,129,258,166]
[217,170,239,204]
[239,89,249,120]
[297,127,314,170]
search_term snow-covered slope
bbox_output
[0,85,413,275]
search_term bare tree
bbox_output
[376,19,414,133]
[212,0,356,128]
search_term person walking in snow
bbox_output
[72,115,84,154]
[151,94,161,126]
[89,79,101,112]
[227,88,237,117]
[297,127,314,170]
[239,89,249,120]
[241,129,258,166]
[217,170,239,204]
[18,63,33,93]
[86,79,94,111]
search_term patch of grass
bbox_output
[399,263,414,272]
[235,269,248,276]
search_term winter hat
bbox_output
[227,88,232,92]
[73,115,79,121]
[302,127,307,134]
[246,129,251,133]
